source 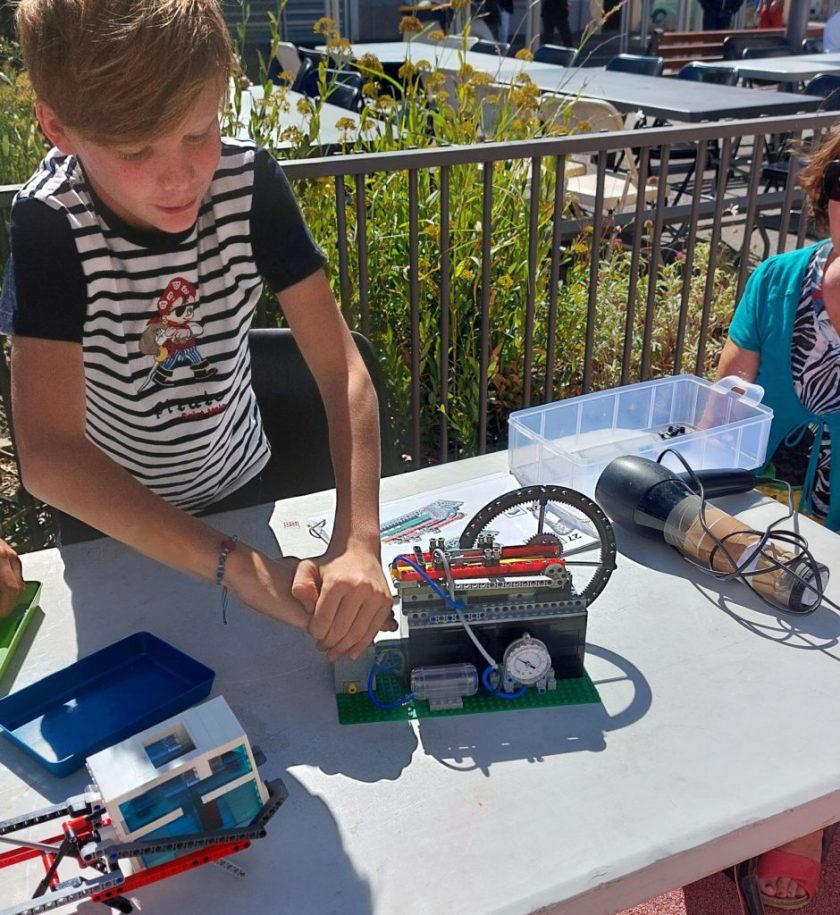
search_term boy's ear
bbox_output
[35,102,78,154]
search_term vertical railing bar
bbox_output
[695,135,732,377]
[408,168,421,465]
[334,175,352,320]
[735,133,765,303]
[640,145,669,382]
[439,165,452,463]
[622,145,649,386]
[524,156,541,408]
[673,138,708,374]
[478,160,493,454]
[583,152,607,394]
[776,128,802,254]
[544,154,566,404]
[354,173,370,338]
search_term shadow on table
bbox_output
[417,643,651,775]
[612,507,840,658]
[5,501,415,798]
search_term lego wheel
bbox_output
[458,485,617,604]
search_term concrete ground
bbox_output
[617,833,840,914]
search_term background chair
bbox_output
[301,68,363,112]
[296,46,328,69]
[248,328,398,504]
[471,39,510,57]
[265,41,302,86]
[802,37,823,53]
[721,34,790,60]
[762,73,840,193]
[605,54,664,77]
[540,96,658,215]
[533,44,577,67]
[676,62,738,86]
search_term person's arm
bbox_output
[9,336,311,627]
[278,271,397,661]
[0,536,24,619]
[716,337,760,385]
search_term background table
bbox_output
[3,453,840,914]
[320,42,823,122]
[712,53,840,84]
[524,69,824,122]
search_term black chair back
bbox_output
[741,45,793,60]
[677,63,738,86]
[802,37,823,54]
[472,39,511,57]
[301,68,363,111]
[297,46,328,69]
[533,44,576,66]
[722,34,790,60]
[804,73,840,111]
[605,53,664,76]
[290,56,314,93]
[248,328,398,502]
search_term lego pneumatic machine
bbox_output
[335,485,618,719]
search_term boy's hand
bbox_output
[0,538,24,620]
[293,548,397,661]
[228,549,312,628]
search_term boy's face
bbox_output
[37,84,223,234]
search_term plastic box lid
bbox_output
[0,631,215,777]
[508,375,773,498]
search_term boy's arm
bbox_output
[9,336,312,627]
[277,270,396,661]
[0,536,24,619]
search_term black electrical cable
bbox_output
[656,448,839,616]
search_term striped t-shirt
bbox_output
[0,139,326,511]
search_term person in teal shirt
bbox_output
[717,129,840,910]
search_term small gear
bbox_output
[525,532,564,551]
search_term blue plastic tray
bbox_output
[0,632,214,777]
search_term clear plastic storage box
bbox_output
[508,375,773,497]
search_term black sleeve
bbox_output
[0,197,87,342]
[250,148,328,294]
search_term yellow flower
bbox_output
[515,48,534,61]
[427,29,446,42]
[335,116,357,131]
[399,61,419,80]
[313,17,338,38]
[297,97,316,115]
[376,94,397,111]
[280,126,304,145]
[472,71,492,87]
[357,53,383,74]
[362,79,379,98]
[398,15,423,35]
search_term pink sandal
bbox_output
[756,848,822,911]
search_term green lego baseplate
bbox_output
[336,669,601,725]
[0,582,42,685]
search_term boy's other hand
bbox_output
[228,550,311,628]
[0,538,24,620]
[294,549,397,662]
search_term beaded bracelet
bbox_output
[216,536,239,624]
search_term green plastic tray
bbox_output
[0,582,42,684]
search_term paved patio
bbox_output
[618,832,840,914]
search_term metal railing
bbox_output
[1,110,835,474]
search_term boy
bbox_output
[1,0,395,660]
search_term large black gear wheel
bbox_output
[458,485,617,605]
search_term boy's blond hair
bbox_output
[16,0,236,145]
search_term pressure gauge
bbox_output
[502,633,552,686]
